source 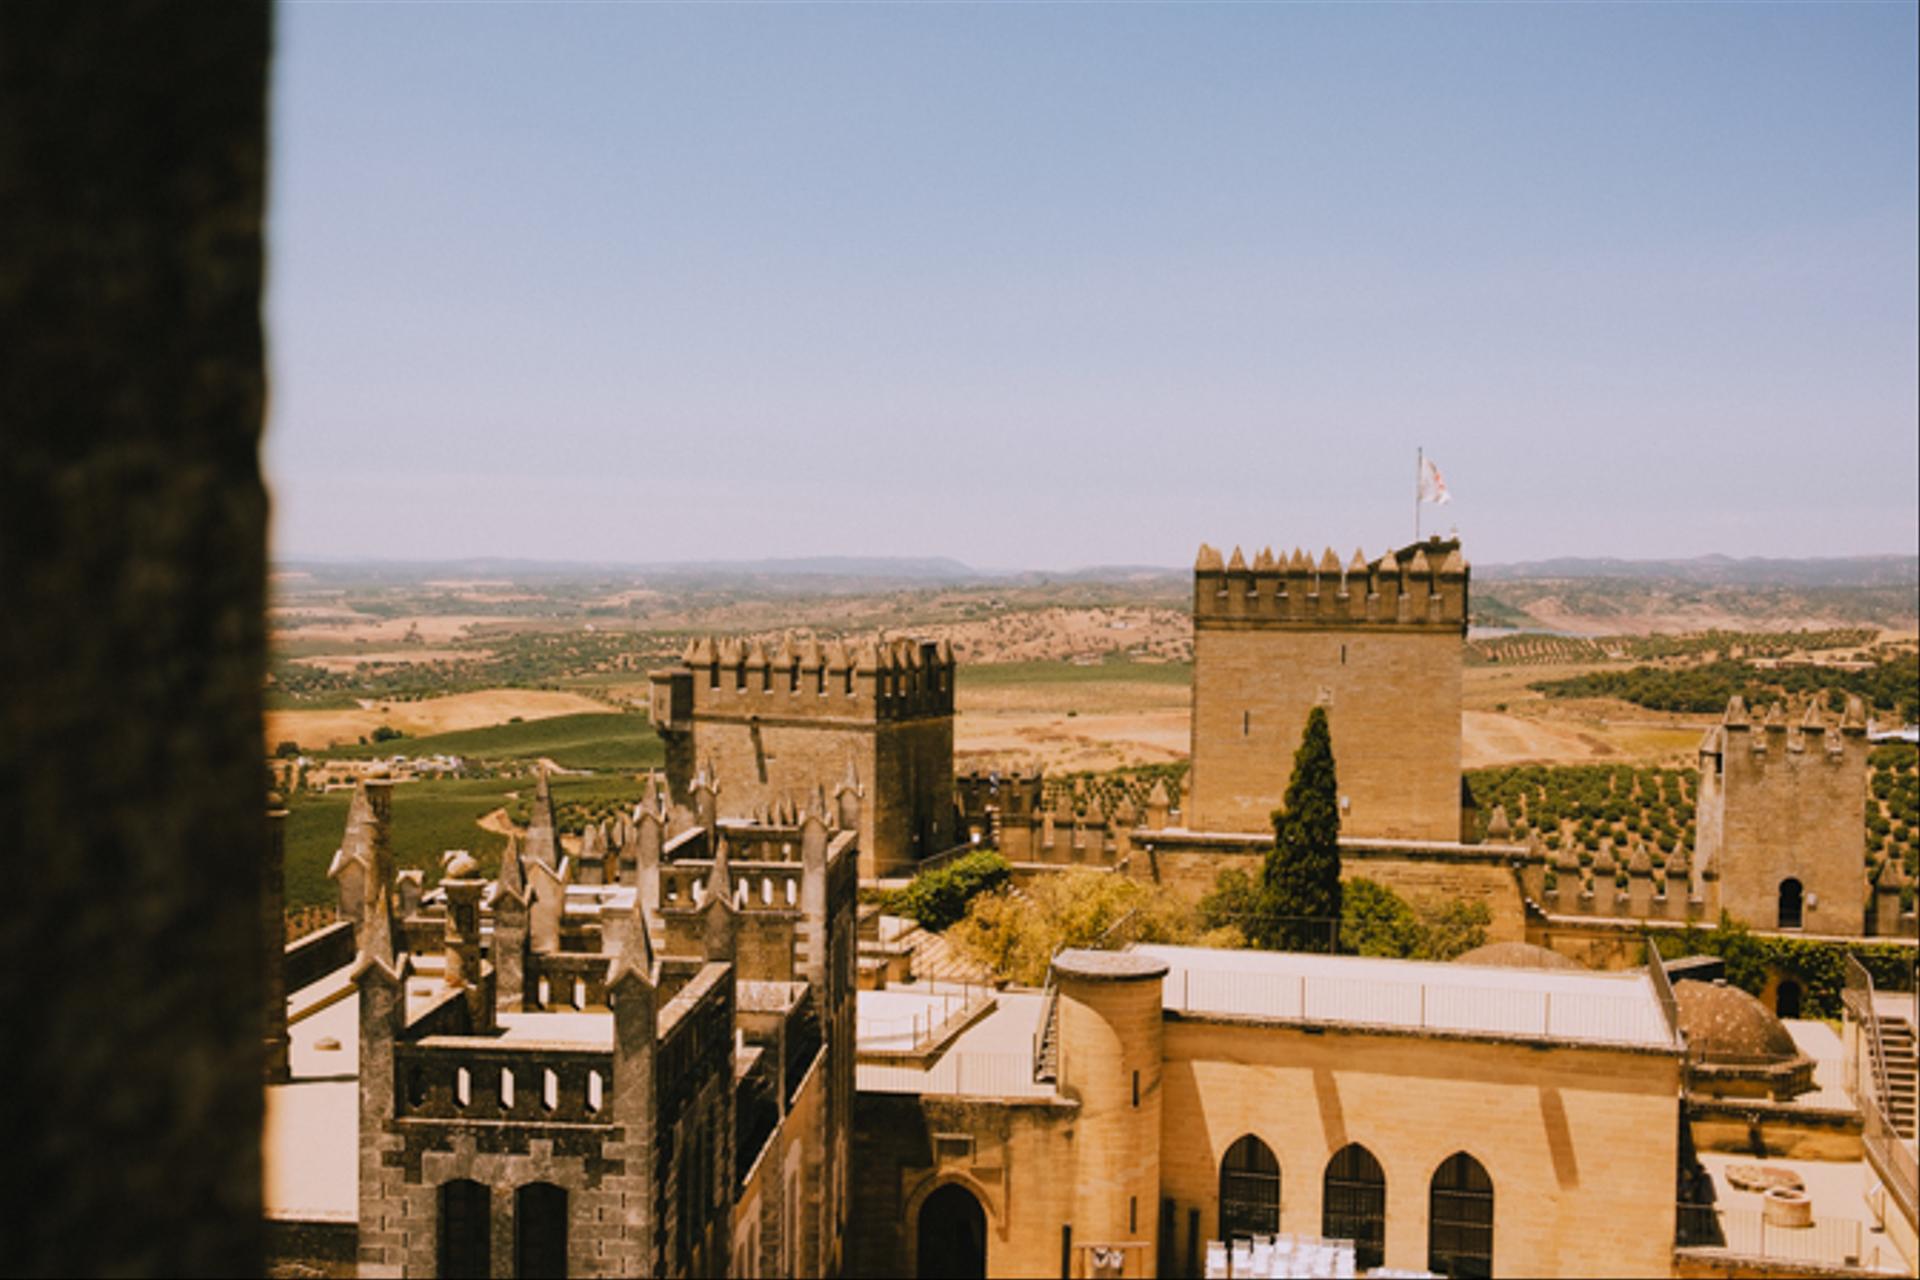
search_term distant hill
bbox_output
[1478,554,1918,589]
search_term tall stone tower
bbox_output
[1695,694,1869,935]
[650,635,956,878]
[1187,538,1468,841]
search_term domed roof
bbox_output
[1453,942,1584,971]
[1673,979,1799,1062]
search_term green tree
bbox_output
[273,739,301,759]
[1254,705,1342,952]
[890,852,1010,932]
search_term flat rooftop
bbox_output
[857,988,1055,1100]
[1135,944,1679,1050]
[1694,1152,1910,1274]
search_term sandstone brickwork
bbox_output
[1695,695,1871,935]
[1188,540,1467,842]
[653,636,957,877]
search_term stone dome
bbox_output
[1453,942,1584,971]
[1672,979,1798,1062]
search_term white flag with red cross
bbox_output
[1419,455,1451,506]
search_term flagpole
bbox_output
[1414,446,1422,542]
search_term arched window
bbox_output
[1323,1143,1386,1270]
[1428,1153,1493,1279]
[438,1179,491,1280]
[1219,1135,1280,1242]
[917,1182,987,1279]
[514,1182,567,1280]
[1778,879,1803,930]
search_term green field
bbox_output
[284,776,518,910]
[322,712,666,772]
[956,659,1192,689]
[283,773,667,910]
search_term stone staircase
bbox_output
[1880,1008,1917,1140]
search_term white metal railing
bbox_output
[857,1051,1049,1099]
[856,986,990,1053]
[1676,1202,1907,1273]
[1844,955,1918,1227]
[1167,967,1674,1048]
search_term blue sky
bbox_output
[266,1,1918,568]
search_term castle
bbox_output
[259,536,1917,1279]
[266,768,860,1278]
[650,636,958,879]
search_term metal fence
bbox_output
[1166,967,1674,1048]
[1676,1203,1907,1273]
[1843,954,1918,1228]
[856,986,992,1053]
[857,1050,1051,1099]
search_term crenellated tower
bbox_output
[1695,693,1871,935]
[1187,537,1468,840]
[650,634,957,877]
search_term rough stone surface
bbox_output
[0,2,271,1272]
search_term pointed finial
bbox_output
[1195,543,1224,572]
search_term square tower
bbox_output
[1187,539,1468,841]
[650,635,956,878]
[1695,695,1870,935]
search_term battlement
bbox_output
[650,634,955,730]
[1192,537,1468,631]
[1714,693,1869,759]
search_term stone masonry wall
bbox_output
[1159,1020,1681,1279]
[1706,719,1868,935]
[1189,627,1461,841]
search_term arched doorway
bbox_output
[1778,878,1803,930]
[916,1182,987,1279]
[1323,1143,1386,1270]
[515,1182,567,1279]
[1219,1134,1281,1242]
[1428,1153,1493,1279]
[437,1179,491,1280]
[1776,980,1804,1019]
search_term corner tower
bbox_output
[1695,695,1870,934]
[1187,539,1468,840]
[650,635,956,878]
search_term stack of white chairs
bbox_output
[1204,1240,1229,1279]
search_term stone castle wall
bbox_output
[1188,540,1466,842]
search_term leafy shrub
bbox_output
[891,852,1012,932]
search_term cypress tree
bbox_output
[1257,706,1343,952]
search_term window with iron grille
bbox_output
[1322,1143,1386,1271]
[1218,1135,1280,1241]
[1428,1152,1494,1279]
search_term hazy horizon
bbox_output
[266,2,1919,567]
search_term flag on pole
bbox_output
[1418,455,1451,506]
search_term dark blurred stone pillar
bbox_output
[0,2,272,1274]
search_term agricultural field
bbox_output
[953,660,1192,774]
[1464,743,1919,889]
[266,689,613,751]
[319,711,665,773]
[1529,653,1919,720]
[282,773,666,911]
[1467,627,1881,667]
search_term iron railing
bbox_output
[1165,966,1675,1048]
[1843,955,1918,1228]
[1675,1202,1907,1273]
